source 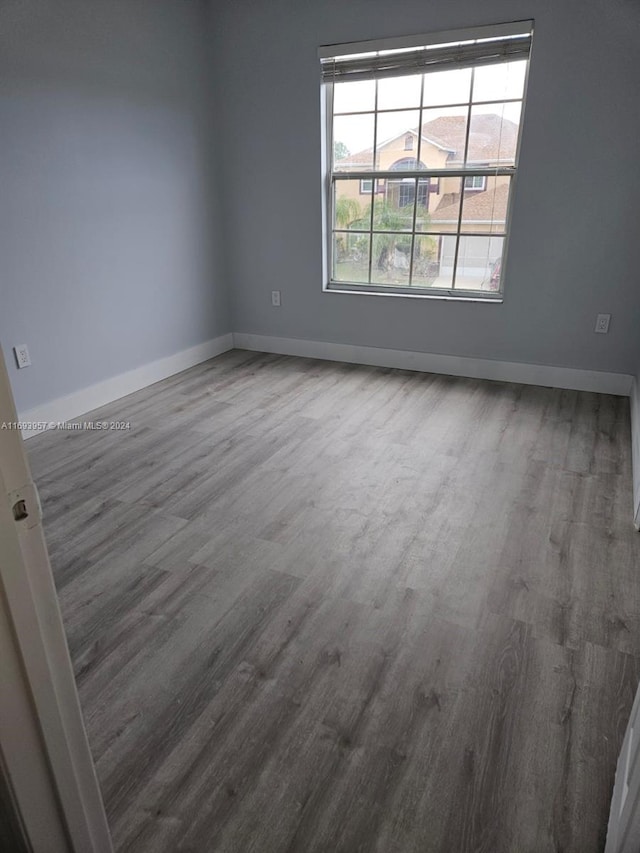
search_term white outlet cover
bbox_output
[595,314,611,334]
[14,344,31,368]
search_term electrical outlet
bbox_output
[271,290,281,307]
[13,344,31,368]
[595,314,611,334]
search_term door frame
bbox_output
[0,344,112,853]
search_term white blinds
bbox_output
[320,22,533,84]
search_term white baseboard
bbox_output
[20,334,234,439]
[631,376,640,529]
[18,329,639,523]
[233,332,633,397]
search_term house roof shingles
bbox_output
[431,181,510,225]
[421,113,518,163]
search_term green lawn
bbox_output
[334,260,437,287]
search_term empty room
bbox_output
[2,1,640,851]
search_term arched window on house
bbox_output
[387,159,430,208]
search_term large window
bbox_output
[321,21,532,298]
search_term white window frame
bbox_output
[464,174,487,191]
[319,20,533,301]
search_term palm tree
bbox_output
[335,197,363,230]
[334,197,365,261]
[334,192,436,277]
[370,201,414,271]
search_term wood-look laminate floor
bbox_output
[27,350,640,853]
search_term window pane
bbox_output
[459,176,510,234]
[422,67,472,106]
[436,234,459,287]
[415,178,435,221]
[411,234,450,288]
[373,179,415,230]
[472,60,527,102]
[334,178,372,229]
[453,235,504,291]
[377,73,422,110]
[419,106,468,169]
[333,79,376,113]
[467,102,521,166]
[376,110,420,168]
[370,233,412,285]
[333,114,375,171]
[333,232,370,283]
[425,176,463,233]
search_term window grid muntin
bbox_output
[406,72,426,285]
[333,95,525,117]
[366,78,379,283]
[449,66,475,290]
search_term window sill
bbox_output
[324,283,504,303]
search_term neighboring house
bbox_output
[430,180,509,280]
[335,113,517,285]
[336,124,450,213]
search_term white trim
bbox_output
[20,334,233,439]
[631,375,640,530]
[232,333,633,397]
[318,20,534,59]
[0,347,113,852]
[421,134,455,153]
[374,130,452,155]
[324,286,502,302]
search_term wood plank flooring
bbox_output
[27,350,640,853]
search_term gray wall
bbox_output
[212,0,640,374]
[0,0,229,413]
[3,0,639,417]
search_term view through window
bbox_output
[321,23,532,297]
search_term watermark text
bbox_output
[1,421,132,432]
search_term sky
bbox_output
[332,60,526,157]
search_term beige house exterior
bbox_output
[334,113,517,285]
